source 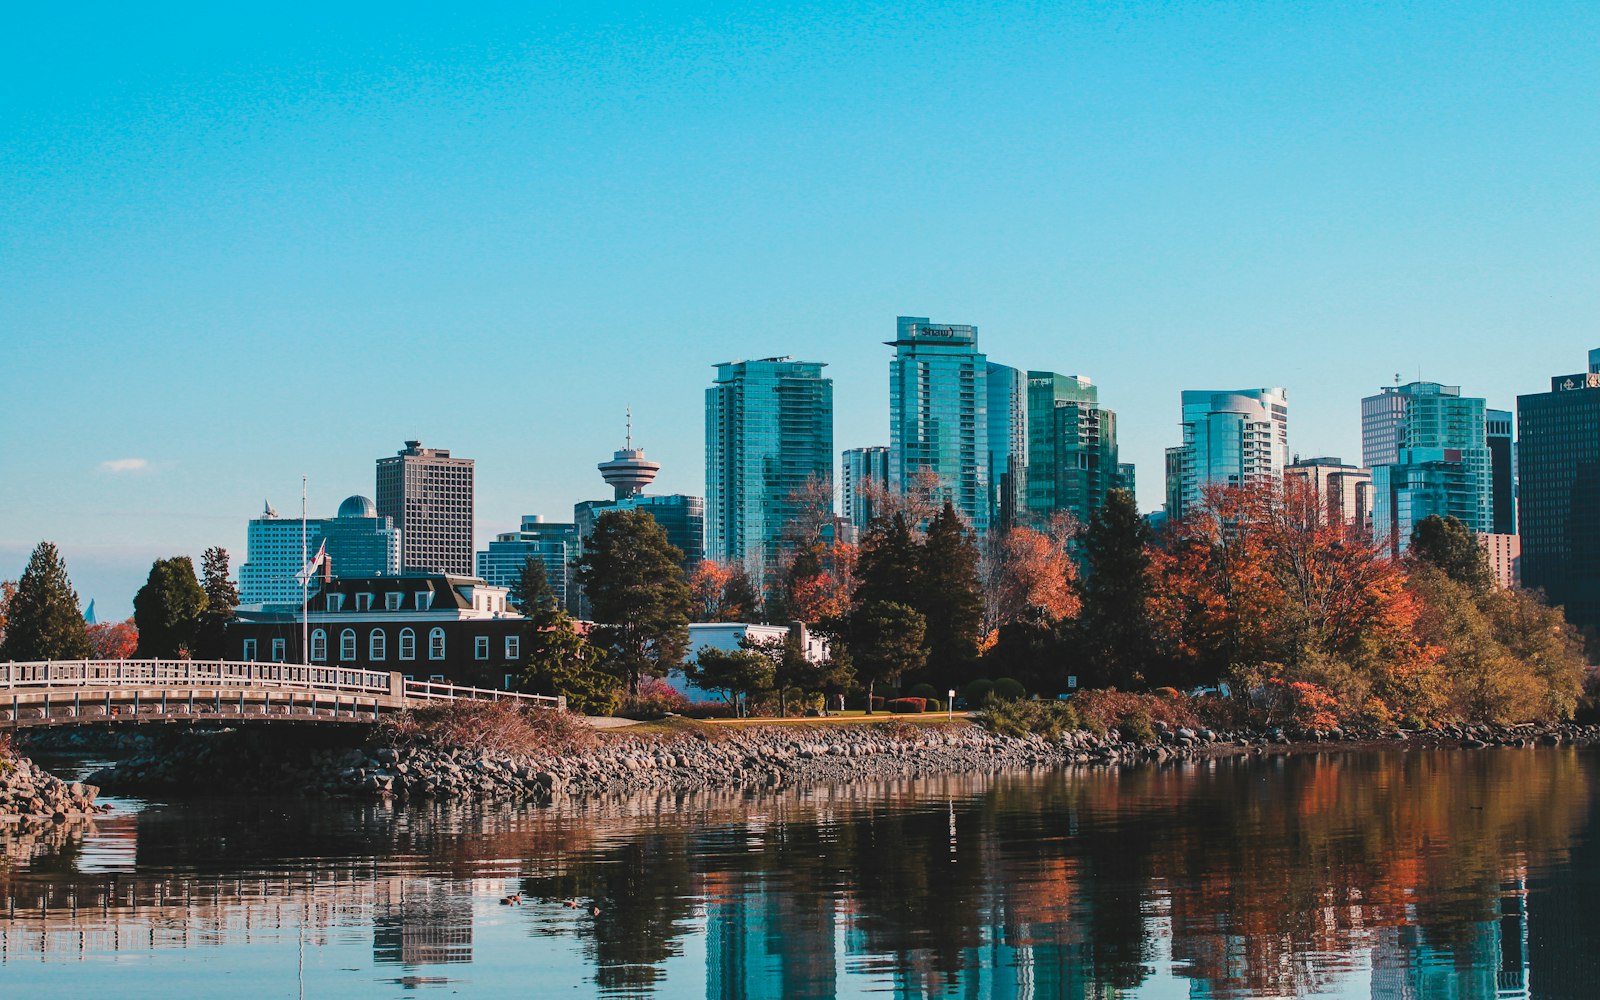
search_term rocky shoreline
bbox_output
[54,716,1600,806]
[0,753,104,822]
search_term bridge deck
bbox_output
[0,660,563,727]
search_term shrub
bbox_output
[992,677,1026,702]
[618,676,688,720]
[1072,689,1200,734]
[924,697,944,712]
[886,697,927,714]
[375,701,594,756]
[962,679,994,708]
[1119,708,1157,745]
[978,699,1080,739]
[908,683,940,701]
[847,694,887,712]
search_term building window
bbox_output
[370,629,386,661]
[399,628,416,660]
[474,635,489,660]
[505,635,520,660]
[271,638,286,662]
[356,593,374,611]
[339,629,356,661]
[429,628,446,660]
[326,593,345,612]
[310,629,327,662]
[385,592,402,611]
[242,638,258,661]
[416,592,434,611]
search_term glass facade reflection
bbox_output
[889,316,990,532]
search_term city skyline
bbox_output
[6,3,1598,616]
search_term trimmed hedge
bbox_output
[886,697,928,714]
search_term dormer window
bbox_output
[385,592,402,611]
[356,593,374,612]
[415,591,434,611]
[325,593,345,612]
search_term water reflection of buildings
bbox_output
[705,872,836,999]
[372,881,474,966]
[1367,877,1529,1000]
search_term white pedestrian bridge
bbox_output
[0,660,563,728]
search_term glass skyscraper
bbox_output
[1361,382,1490,554]
[1165,388,1289,520]
[986,363,1028,530]
[888,316,989,532]
[475,515,580,609]
[1025,371,1120,528]
[1517,351,1600,631]
[840,446,890,531]
[705,358,833,573]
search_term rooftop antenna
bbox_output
[626,406,632,449]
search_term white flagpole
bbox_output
[302,475,308,666]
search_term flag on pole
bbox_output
[297,540,328,587]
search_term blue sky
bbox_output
[4,2,1599,618]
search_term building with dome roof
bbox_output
[239,495,402,606]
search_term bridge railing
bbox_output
[0,660,394,695]
[402,678,565,711]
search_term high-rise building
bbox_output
[238,495,402,606]
[376,441,475,576]
[1487,408,1516,534]
[888,316,989,532]
[841,446,890,531]
[1361,383,1490,554]
[475,515,580,610]
[1285,457,1373,531]
[1025,371,1120,527]
[1165,388,1289,520]
[1115,462,1137,496]
[1516,351,1600,630]
[705,358,833,572]
[986,363,1028,530]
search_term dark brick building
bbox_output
[228,575,530,689]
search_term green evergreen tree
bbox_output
[916,500,984,685]
[193,546,239,659]
[853,513,920,609]
[133,556,208,658]
[849,600,926,712]
[1077,489,1155,688]
[1409,514,1494,592]
[575,509,692,696]
[512,557,558,616]
[0,542,90,661]
[520,611,621,716]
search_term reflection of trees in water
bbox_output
[0,752,1593,997]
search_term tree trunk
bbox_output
[866,678,874,715]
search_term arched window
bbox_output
[369,629,387,661]
[399,628,416,660]
[339,628,357,661]
[310,629,327,662]
[428,627,446,660]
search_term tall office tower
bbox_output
[888,316,989,532]
[1024,371,1120,527]
[376,441,475,576]
[1285,457,1374,531]
[705,358,833,572]
[475,515,580,610]
[1164,388,1289,521]
[841,446,891,531]
[1517,351,1600,630]
[238,495,402,606]
[1361,382,1491,554]
[1486,408,1516,534]
[986,363,1028,530]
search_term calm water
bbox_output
[3,749,1599,999]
